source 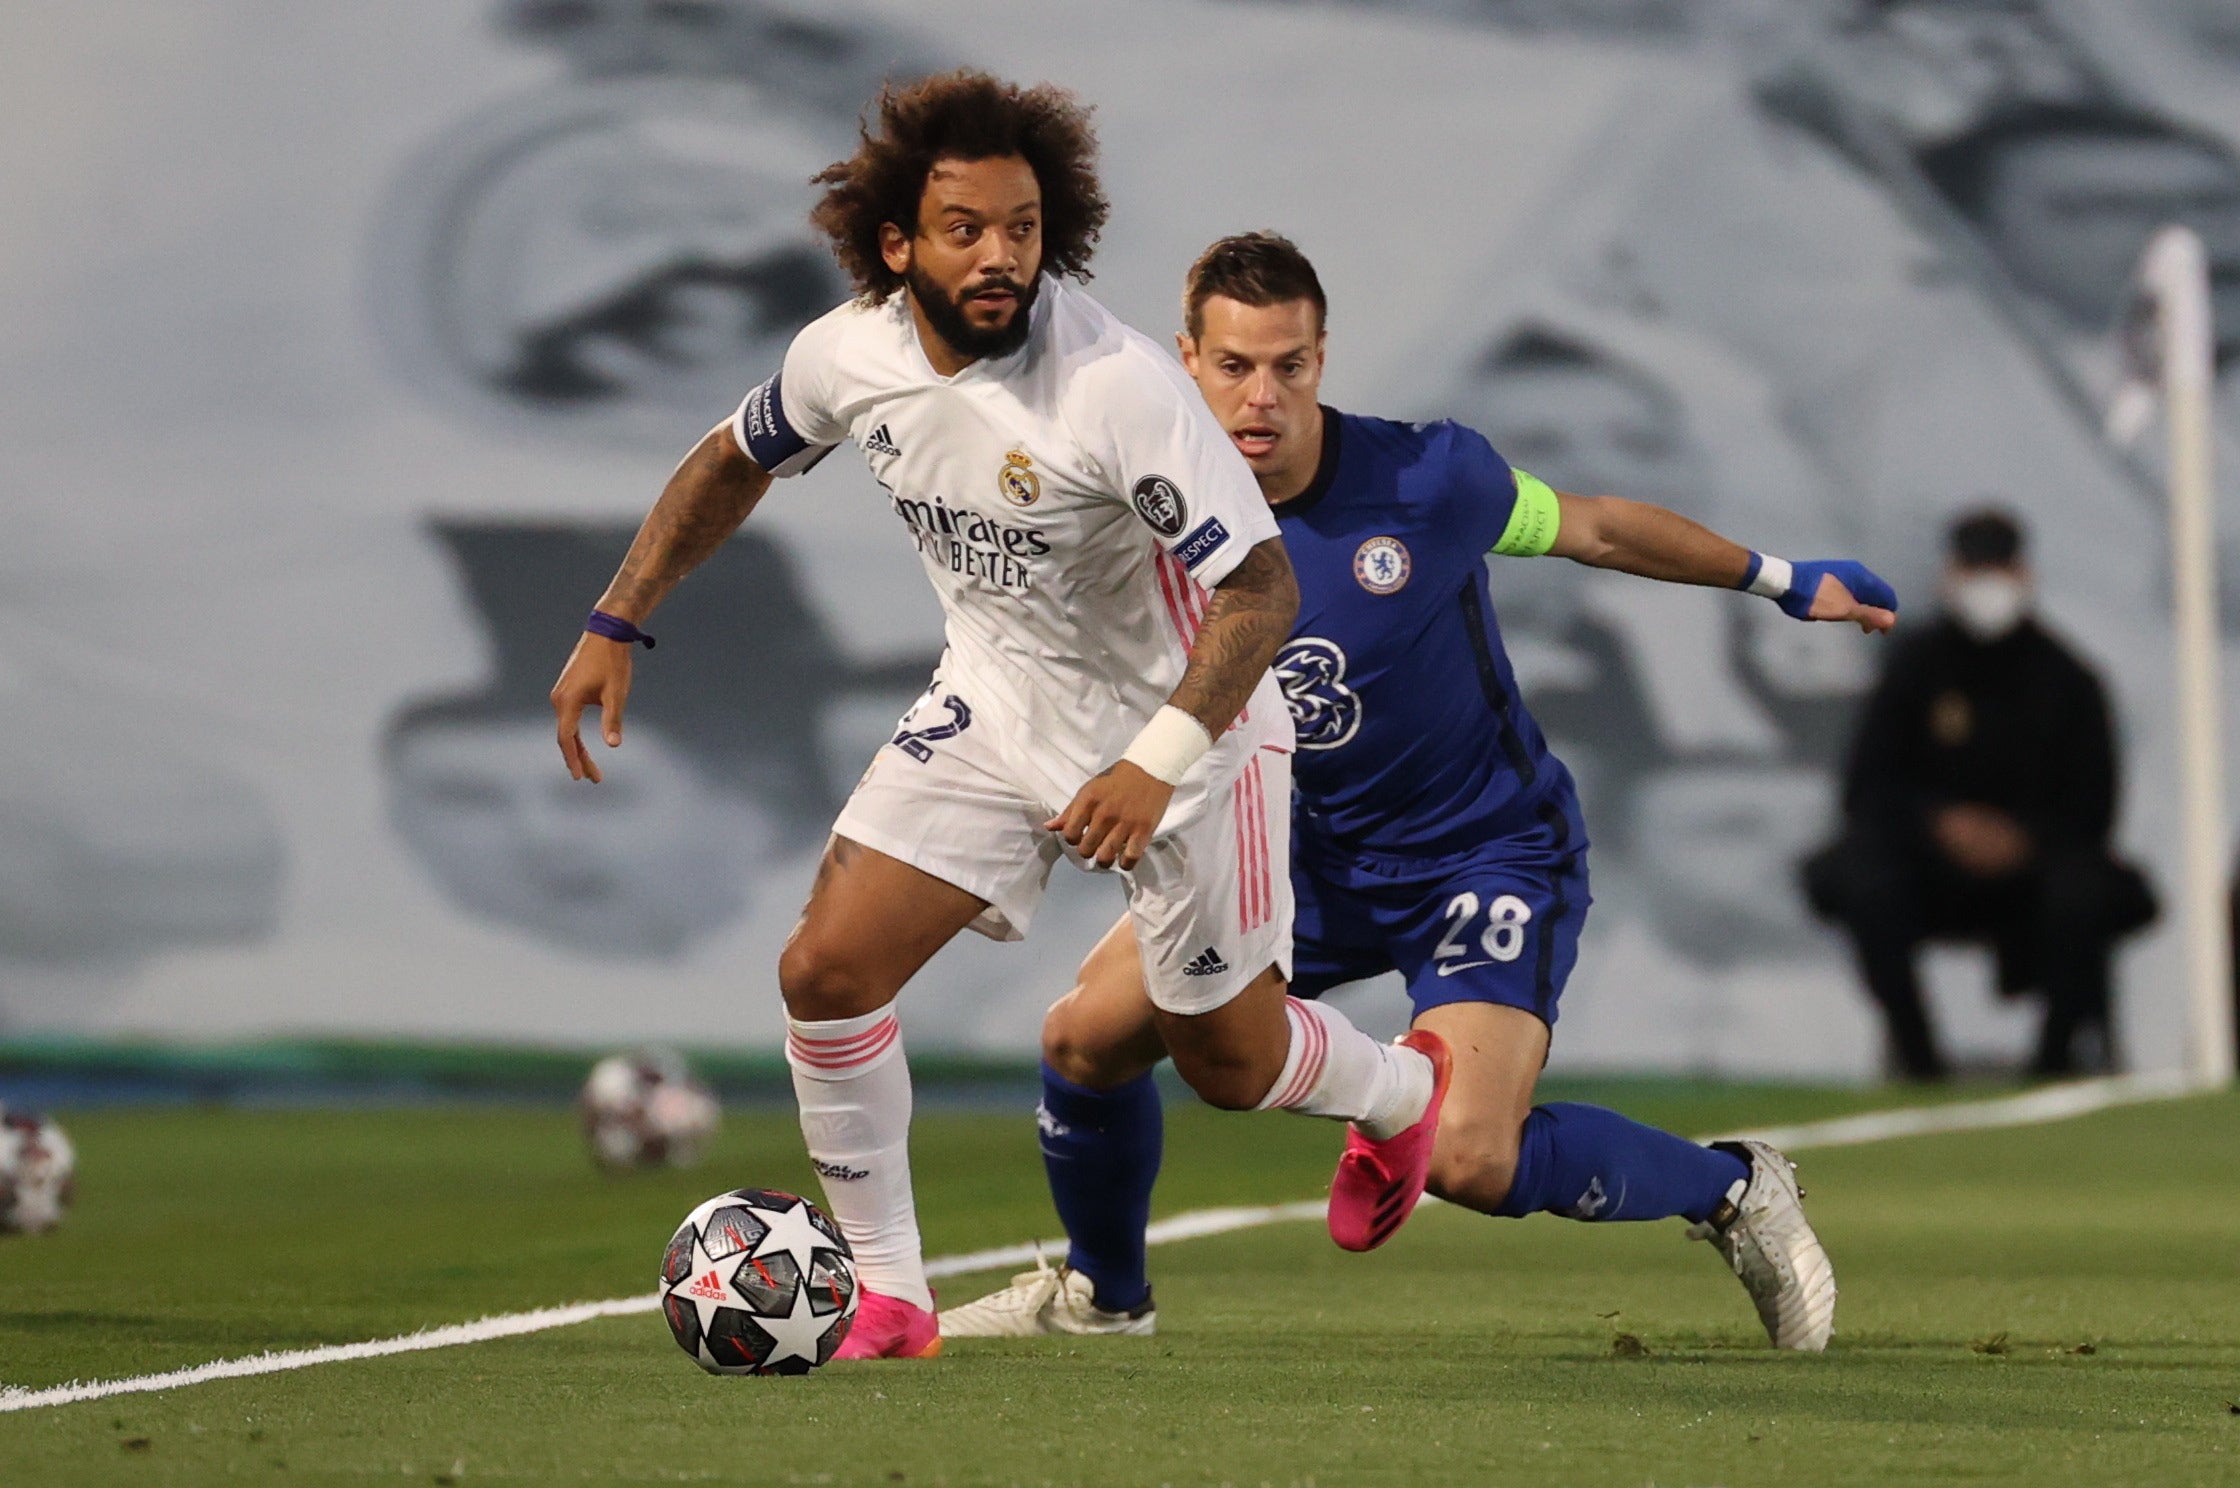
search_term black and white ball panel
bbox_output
[659,1188,858,1375]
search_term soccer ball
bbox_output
[579,1050,720,1170]
[0,1107,75,1234]
[659,1188,859,1374]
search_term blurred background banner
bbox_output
[3,0,2236,1077]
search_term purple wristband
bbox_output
[586,609,656,649]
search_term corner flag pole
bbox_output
[2128,226,2236,1087]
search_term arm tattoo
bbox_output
[599,425,774,619]
[1168,538,1300,738]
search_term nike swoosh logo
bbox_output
[1435,960,1500,977]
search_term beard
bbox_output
[906,263,1039,362]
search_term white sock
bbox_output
[1254,996,1434,1139]
[785,1004,932,1312]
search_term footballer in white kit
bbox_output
[737,272,1294,1009]
[550,71,1450,1362]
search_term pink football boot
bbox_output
[833,1289,943,1360]
[1327,1029,1453,1253]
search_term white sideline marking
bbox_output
[0,1296,662,1414]
[1704,1069,2198,1152]
[0,1202,1333,1415]
[0,1073,2205,1414]
[924,1200,1326,1283]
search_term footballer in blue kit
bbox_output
[1273,410,1592,1031]
[939,234,1898,1353]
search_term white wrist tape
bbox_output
[1747,553,1795,599]
[1120,705,1215,787]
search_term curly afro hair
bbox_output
[810,70,1108,302]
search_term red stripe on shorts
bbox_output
[1240,757,1270,931]
[1238,765,1259,932]
[1233,773,1251,933]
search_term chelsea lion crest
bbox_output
[1353,536,1411,594]
[998,448,1041,507]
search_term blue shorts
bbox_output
[1289,810,1590,1027]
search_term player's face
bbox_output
[883,155,1044,362]
[1177,296,1325,485]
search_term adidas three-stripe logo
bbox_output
[1181,946,1229,978]
[865,423,901,456]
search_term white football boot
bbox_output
[937,1252,1156,1339]
[1687,1139,1837,1352]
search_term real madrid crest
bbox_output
[1354,536,1411,594]
[998,447,1041,507]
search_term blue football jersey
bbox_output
[1273,408,1585,859]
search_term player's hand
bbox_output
[550,633,634,784]
[1046,761,1175,871]
[1785,559,1898,634]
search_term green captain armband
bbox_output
[1491,468,1561,557]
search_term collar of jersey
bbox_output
[1274,406,1343,518]
[900,277,1051,385]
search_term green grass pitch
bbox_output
[1,1082,2236,1486]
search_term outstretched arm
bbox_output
[1545,490,1897,634]
[551,424,774,782]
[1049,537,1300,870]
[599,425,775,621]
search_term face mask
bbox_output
[1949,573,2029,641]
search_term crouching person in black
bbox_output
[1806,510,2156,1080]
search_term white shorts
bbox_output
[832,686,1294,1016]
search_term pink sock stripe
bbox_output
[1281,1005,1329,1109]
[789,1015,897,1056]
[786,1015,899,1071]
[1271,998,1330,1110]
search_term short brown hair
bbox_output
[810,70,1108,302]
[1183,232,1328,338]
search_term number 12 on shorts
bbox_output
[1433,891,1533,976]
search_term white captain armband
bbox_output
[730,369,831,477]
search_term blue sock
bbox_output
[1037,1064,1162,1312]
[1493,1102,1749,1224]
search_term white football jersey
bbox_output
[731,275,1291,818]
